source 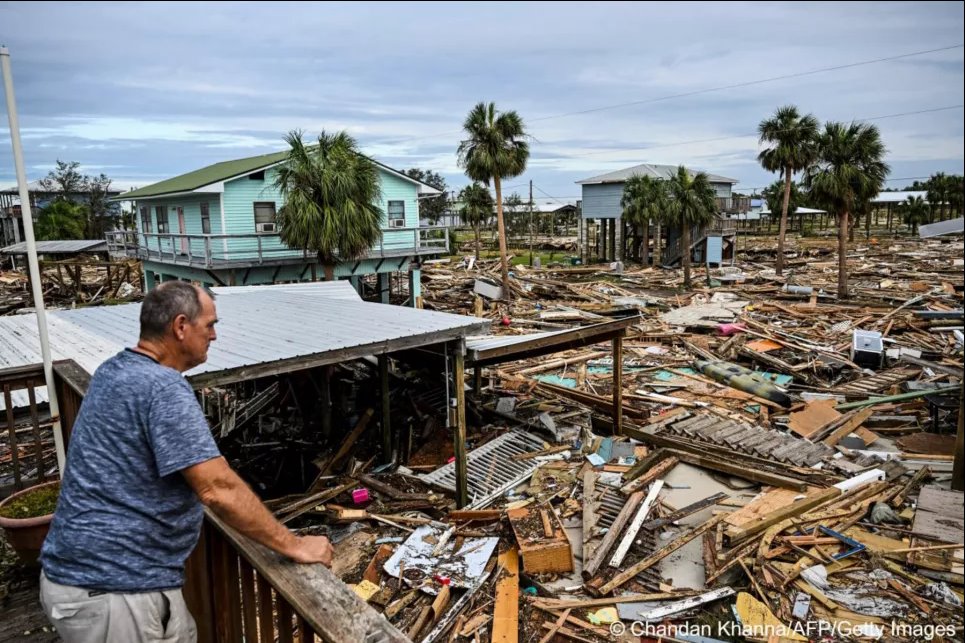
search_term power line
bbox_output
[555,105,963,160]
[530,44,964,122]
[376,44,964,146]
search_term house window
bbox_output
[254,202,276,232]
[248,170,265,181]
[140,206,152,233]
[155,206,169,234]
[200,202,211,234]
[387,200,405,228]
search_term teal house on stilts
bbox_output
[107,150,448,306]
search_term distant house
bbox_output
[108,150,445,306]
[0,180,124,246]
[575,163,741,266]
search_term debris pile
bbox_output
[221,235,962,640]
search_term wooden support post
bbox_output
[453,342,468,508]
[379,354,391,464]
[320,365,332,440]
[953,380,964,492]
[612,335,623,436]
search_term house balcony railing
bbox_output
[663,218,737,266]
[716,196,751,214]
[105,227,449,269]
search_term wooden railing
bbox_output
[184,510,407,643]
[0,360,89,500]
[106,227,450,269]
[1,360,400,640]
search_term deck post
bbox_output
[612,335,623,436]
[453,341,468,508]
[379,354,391,463]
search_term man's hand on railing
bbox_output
[288,535,334,567]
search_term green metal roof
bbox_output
[115,148,438,201]
[116,150,290,200]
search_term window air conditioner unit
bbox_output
[256,222,276,233]
[388,219,405,229]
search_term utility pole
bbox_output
[528,180,534,267]
[2,46,66,474]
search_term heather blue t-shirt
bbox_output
[41,349,221,592]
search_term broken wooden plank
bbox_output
[492,548,519,643]
[609,480,664,568]
[620,456,678,494]
[725,488,841,543]
[582,490,644,579]
[323,408,375,475]
[643,492,727,530]
[593,514,724,596]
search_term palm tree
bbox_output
[457,102,529,296]
[274,130,383,281]
[900,195,929,235]
[459,183,494,262]
[666,166,718,289]
[805,122,889,300]
[762,179,804,230]
[758,105,819,276]
[35,200,86,240]
[926,172,950,222]
[621,175,668,266]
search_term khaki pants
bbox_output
[40,571,197,643]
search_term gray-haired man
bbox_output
[40,281,333,642]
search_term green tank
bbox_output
[695,360,792,408]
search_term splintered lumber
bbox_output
[508,503,573,574]
[492,548,519,643]
[623,426,810,491]
[638,587,736,621]
[582,470,603,564]
[446,510,502,522]
[816,408,874,445]
[276,481,356,525]
[528,591,701,611]
[643,492,727,530]
[582,490,644,579]
[536,381,649,419]
[724,488,841,543]
[609,480,664,568]
[593,514,724,596]
[323,408,374,474]
[538,608,571,643]
[621,456,678,494]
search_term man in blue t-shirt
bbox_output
[40,281,333,642]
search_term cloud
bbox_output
[0,1,961,198]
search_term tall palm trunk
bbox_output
[493,176,510,297]
[777,165,792,276]
[641,218,650,266]
[837,211,849,300]
[681,223,692,289]
[320,254,336,281]
[473,224,481,262]
[653,221,662,266]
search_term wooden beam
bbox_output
[592,515,724,596]
[612,335,623,436]
[453,342,468,508]
[609,479,663,568]
[725,488,841,543]
[379,354,391,463]
[582,490,644,579]
[322,409,373,475]
[492,547,519,643]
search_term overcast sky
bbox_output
[1,1,963,202]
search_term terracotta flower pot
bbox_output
[0,480,59,566]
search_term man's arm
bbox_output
[182,457,333,566]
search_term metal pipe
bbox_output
[1,46,67,474]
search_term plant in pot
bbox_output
[0,480,60,566]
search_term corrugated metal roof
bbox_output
[919,217,965,238]
[1,240,108,254]
[872,191,928,204]
[576,163,738,185]
[0,283,488,410]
